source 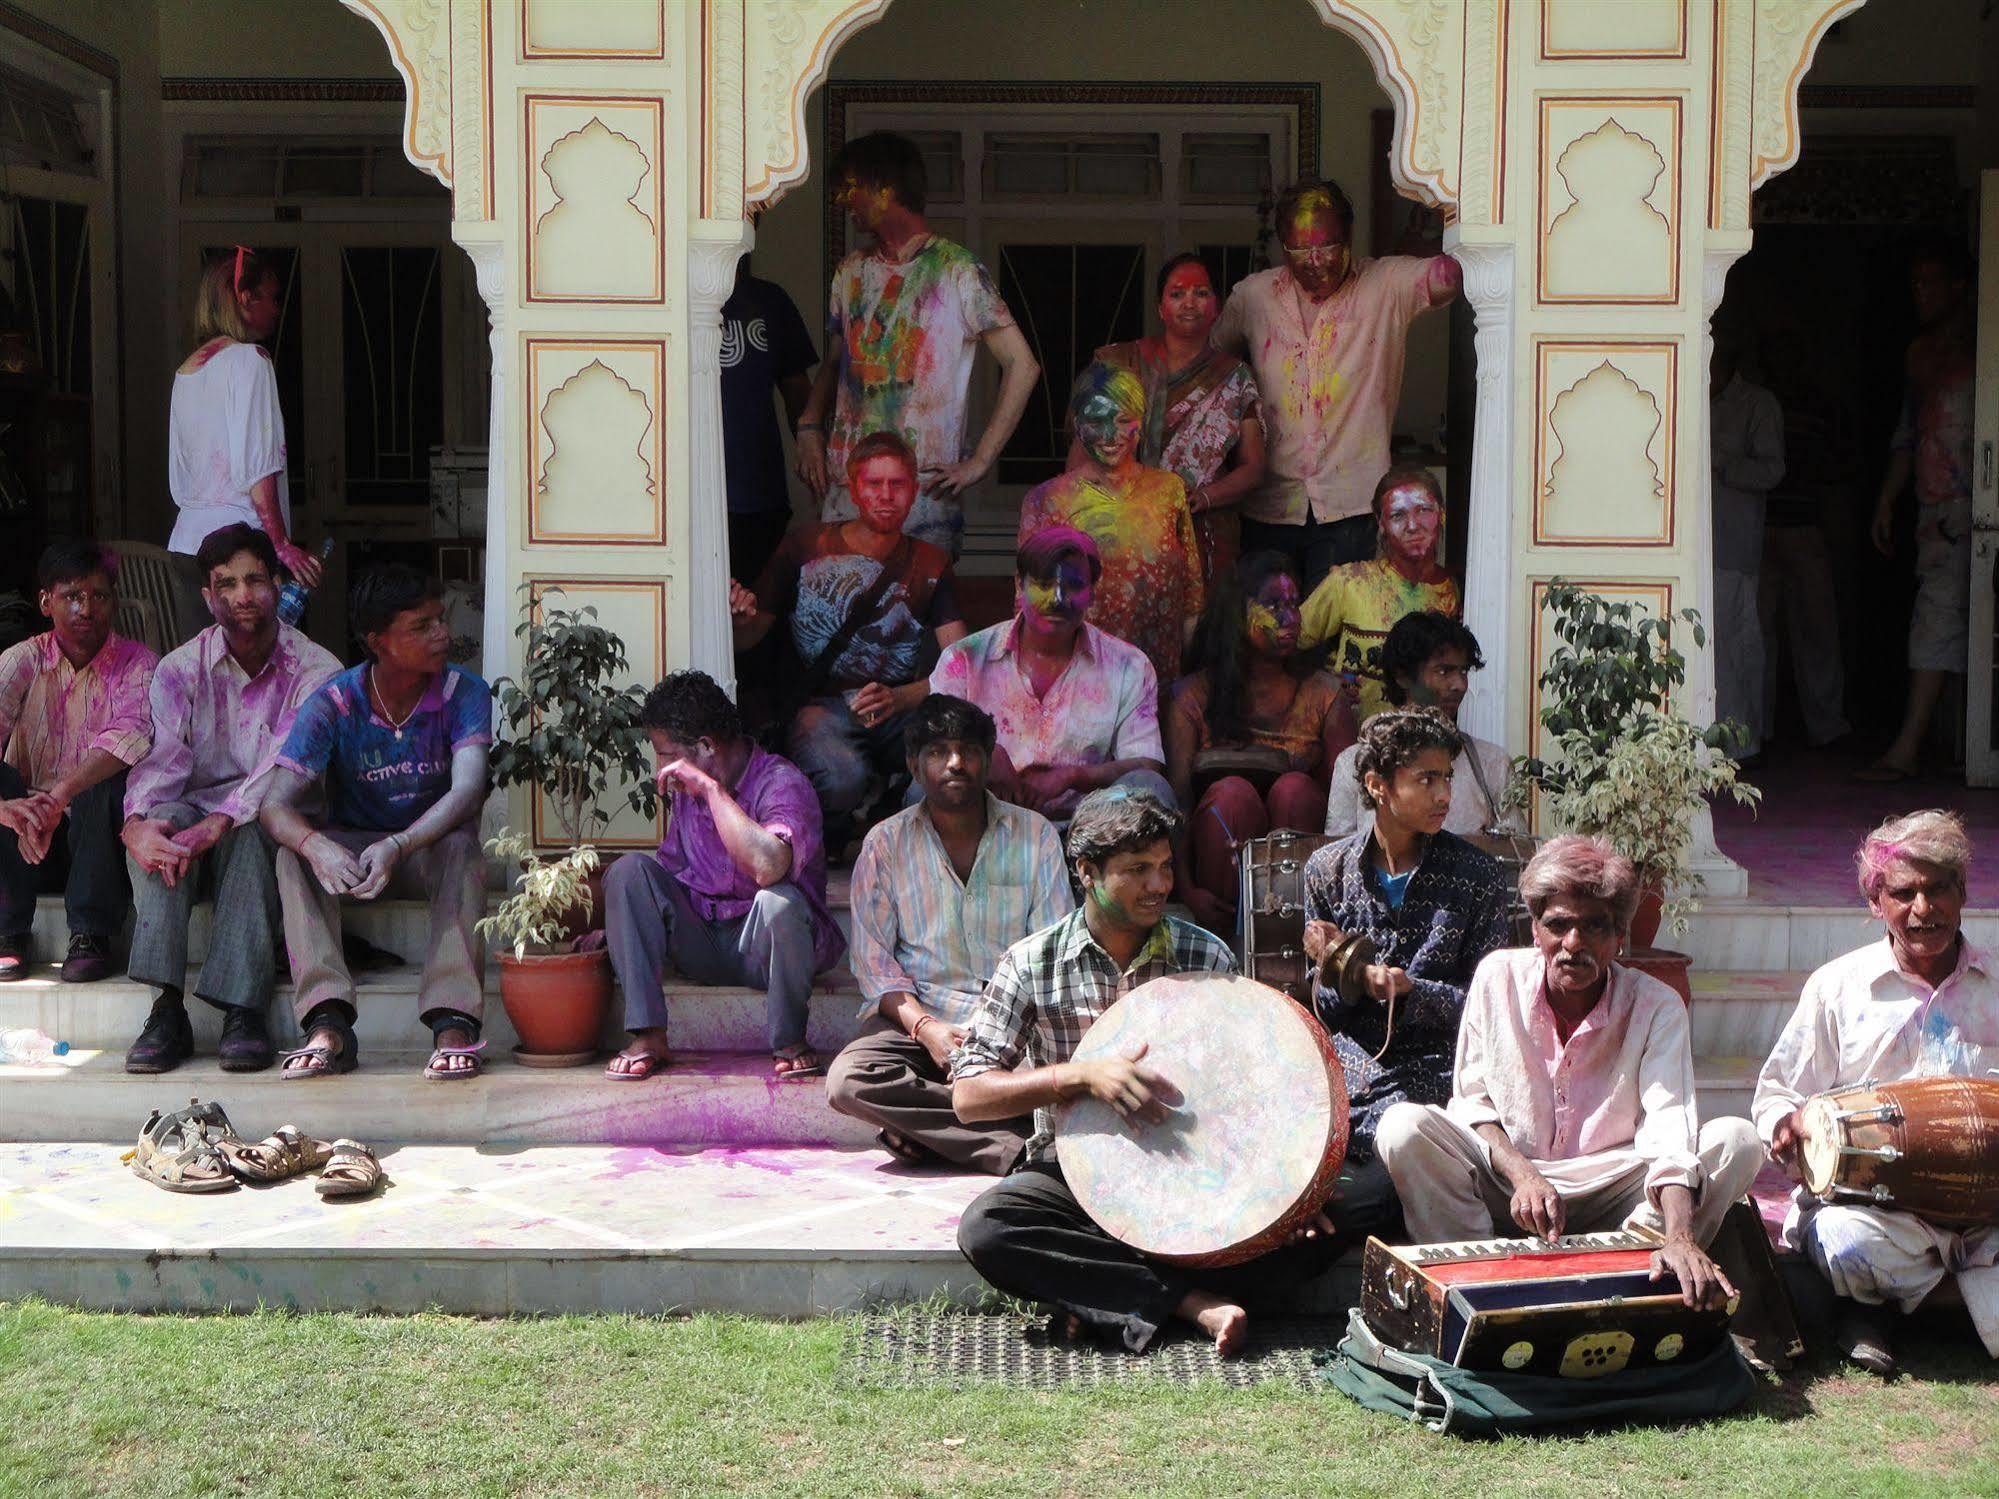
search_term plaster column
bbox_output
[1448,236,1515,750]
[685,222,755,698]
[457,229,510,681]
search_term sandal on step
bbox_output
[424,1039,486,1080]
[315,1139,384,1199]
[280,1008,358,1081]
[128,1098,240,1194]
[876,1128,933,1166]
[605,1048,670,1081]
[772,1045,824,1081]
[220,1125,335,1183]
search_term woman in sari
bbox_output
[1018,362,1203,688]
[1069,252,1265,592]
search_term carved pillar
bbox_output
[1448,236,1515,748]
[686,221,755,696]
[458,230,509,677]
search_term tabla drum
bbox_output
[1054,972,1350,1268]
[1800,1076,1999,1224]
[1238,829,1340,1003]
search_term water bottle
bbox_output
[276,537,337,627]
[0,1027,68,1065]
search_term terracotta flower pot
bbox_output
[1623,946,1692,1005]
[497,947,612,1061]
[1630,886,1666,951]
[553,862,611,945]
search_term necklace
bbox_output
[369,669,420,739]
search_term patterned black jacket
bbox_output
[1302,828,1511,1162]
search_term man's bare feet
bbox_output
[1177,1291,1250,1357]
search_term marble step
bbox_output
[0,969,866,1057]
[1674,904,1999,973]
[0,1050,877,1148]
[1693,1054,1761,1125]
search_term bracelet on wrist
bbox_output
[911,1014,938,1043]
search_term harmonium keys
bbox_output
[1360,1234,1735,1380]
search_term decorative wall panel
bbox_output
[522,0,665,59]
[524,93,664,303]
[1526,578,1675,755]
[525,338,667,545]
[1534,341,1677,547]
[1538,96,1681,304]
[1541,0,1685,60]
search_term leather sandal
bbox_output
[128,1098,239,1194]
[280,1008,358,1080]
[219,1125,335,1183]
[315,1139,384,1199]
[424,1039,486,1080]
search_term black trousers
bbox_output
[957,1156,1394,1352]
[0,761,129,938]
[1241,513,1376,595]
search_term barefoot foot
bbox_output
[1177,1291,1249,1357]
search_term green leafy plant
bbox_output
[481,587,659,953]
[1508,581,1760,933]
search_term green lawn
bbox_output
[3,1300,1998,1498]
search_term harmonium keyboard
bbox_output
[1360,1231,1736,1379]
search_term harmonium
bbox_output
[1361,1231,1736,1379]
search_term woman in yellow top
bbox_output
[1017,362,1202,689]
[1167,550,1356,934]
[1298,465,1460,720]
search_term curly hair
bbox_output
[1857,808,1971,901]
[1181,549,1306,736]
[1352,708,1462,805]
[1519,834,1641,933]
[641,670,742,746]
[903,692,996,758]
[1067,786,1180,870]
[1378,611,1484,707]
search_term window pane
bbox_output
[281,146,369,197]
[193,144,280,198]
[908,130,962,204]
[340,246,444,507]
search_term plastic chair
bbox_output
[103,540,201,655]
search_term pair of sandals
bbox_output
[128,1099,384,1198]
[605,1043,825,1082]
[280,1011,486,1082]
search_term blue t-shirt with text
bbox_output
[278,663,492,832]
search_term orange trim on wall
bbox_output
[1535,94,1684,307]
[523,338,669,547]
[522,92,666,305]
[1530,340,1680,550]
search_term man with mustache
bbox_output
[122,523,340,1073]
[826,693,1071,1170]
[929,526,1173,821]
[1755,810,1999,1376]
[1374,835,1756,1311]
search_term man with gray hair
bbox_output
[1375,834,1759,1309]
[1754,808,1997,1376]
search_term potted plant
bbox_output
[478,587,658,1064]
[1507,581,1760,999]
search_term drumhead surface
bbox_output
[1800,1095,1842,1196]
[1056,972,1348,1264]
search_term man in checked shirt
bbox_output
[951,786,1342,1356]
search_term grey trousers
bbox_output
[275,822,486,1025]
[603,850,816,1053]
[127,801,281,1010]
[826,1014,1028,1174]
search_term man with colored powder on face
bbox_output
[794,131,1040,559]
[1754,810,1999,1378]
[1298,465,1460,720]
[0,540,156,985]
[1213,178,1459,592]
[953,787,1343,1357]
[827,692,1071,1171]
[122,523,341,1074]
[1017,362,1203,690]
[930,526,1174,824]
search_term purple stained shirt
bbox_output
[655,744,845,973]
[277,662,492,832]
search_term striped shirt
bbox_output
[0,630,157,791]
[848,794,1074,1027]
[952,909,1238,1163]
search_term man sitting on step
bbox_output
[122,523,340,1073]
[1755,809,1999,1378]
[603,670,847,1082]
[0,540,157,985]
[827,693,1071,1170]
[1374,834,1758,1308]
[260,564,493,1081]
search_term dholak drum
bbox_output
[1238,830,1340,1004]
[1800,1076,1999,1223]
[1054,972,1350,1268]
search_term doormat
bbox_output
[847,1310,1343,1390]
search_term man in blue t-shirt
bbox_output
[260,564,494,1082]
[723,251,817,585]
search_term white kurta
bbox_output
[167,340,290,555]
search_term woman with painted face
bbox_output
[1165,550,1355,932]
[168,247,322,638]
[1297,464,1460,720]
[1070,253,1265,594]
[1017,363,1203,689]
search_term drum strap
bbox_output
[1371,990,1398,1063]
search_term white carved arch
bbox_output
[340,0,454,189]
[1748,0,1869,191]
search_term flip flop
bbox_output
[423,1040,486,1081]
[772,1046,824,1081]
[220,1125,335,1183]
[605,1049,670,1081]
[876,1128,932,1166]
[315,1139,384,1199]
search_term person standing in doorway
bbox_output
[1213,179,1459,593]
[1861,241,1976,782]
[721,249,817,586]
[168,247,322,636]
[1709,328,1785,763]
[794,131,1040,559]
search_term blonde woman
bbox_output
[167,247,322,624]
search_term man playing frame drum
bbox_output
[953,787,1345,1355]
[1755,810,1999,1377]
[1375,835,1759,1306]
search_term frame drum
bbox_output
[1800,1077,1999,1223]
[1054,972,1350,1267]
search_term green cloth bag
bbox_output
[1317,1309,1758,1437]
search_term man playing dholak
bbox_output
[953,788,1343,1355]
[1375,835,1759,1309]
[1755,810,1999,1377]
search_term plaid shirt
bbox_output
[0,630,157,791]
[952,909,1238,1163]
